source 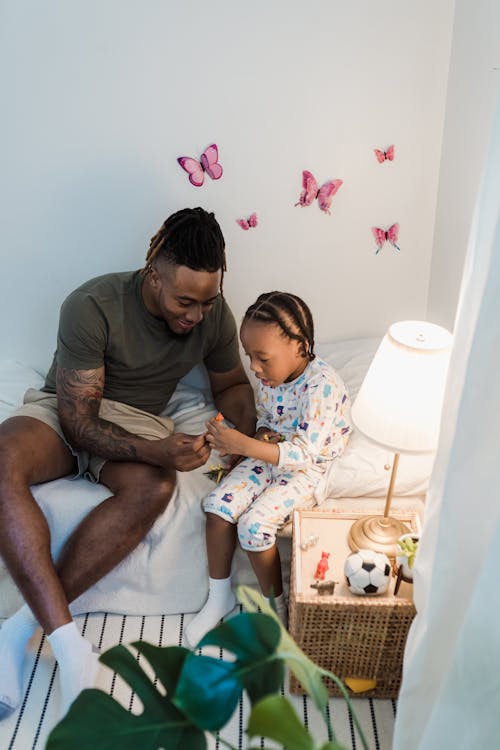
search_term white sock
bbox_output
[47,621,100,716]
[264,592,288,627]
[185,576,236,648]
[0,604,39,720]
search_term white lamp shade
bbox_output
[351,321,453,453]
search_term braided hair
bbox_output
[243,291,316,361]
[142,207,226,287]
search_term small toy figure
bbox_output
[204,464,230,484]
[262,432,285,442]
[300,533,319,551]
[314,551,330,580]
[214,412,224,422]
[311,579,337,595]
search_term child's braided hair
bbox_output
[243,291,315,361]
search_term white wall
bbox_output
[427,0,500,330]
[0,1,454,373]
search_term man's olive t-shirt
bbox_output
[43,271,240,415]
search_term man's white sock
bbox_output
[47,621,100,716]
[185,576,236,648]
[0,604,39,720]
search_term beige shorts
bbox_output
[14,389,175,482]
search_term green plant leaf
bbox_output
[239,659,285,705]
[98,645,173,718]
[198,611,281,659]
[247,694,316,750]
[47,644,206,750]
[46,686,206,750]
[173,653,242,731]
[198,612,285,702]
[131,642,189,694]
[237,586,329,712]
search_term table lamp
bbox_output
[348,320,452,557]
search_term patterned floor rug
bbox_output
[0,611,396,750]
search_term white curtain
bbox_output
[393,92,500,748]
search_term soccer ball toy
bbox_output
[344,549,391,595]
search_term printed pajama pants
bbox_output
[203,457,319,551]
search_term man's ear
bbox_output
[148,265,162,289]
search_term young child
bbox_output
[185,291,351,646]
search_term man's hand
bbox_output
[157,432,210,472]
[56,366,211,471]
[205,417,249,457]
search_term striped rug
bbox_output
[0,612,396,750]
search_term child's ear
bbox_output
[299,340,309,359]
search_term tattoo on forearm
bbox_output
[56,367,138,459]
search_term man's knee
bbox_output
[101,462,176,518]
[0,437,29,490]
[0,417,75,488]
[146,467,176,515]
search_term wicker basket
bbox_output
[289,508,418,699]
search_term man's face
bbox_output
[147,263,222,335]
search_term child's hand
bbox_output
[255,426,285,444]
[205,417,248,457]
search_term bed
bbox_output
[0,337,431,618]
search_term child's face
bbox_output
[240,320,308,388]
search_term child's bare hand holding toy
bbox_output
[205,415,248,457]
[205,411,281,465]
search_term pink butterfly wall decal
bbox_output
[374,144,395,163]
[177,143,223,187]
[372,223,401,254]
[295,170,343,214]
[236,213,258,230]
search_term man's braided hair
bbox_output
[243,291,315,361]
[142,207,226,289]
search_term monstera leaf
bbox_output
[173,612,284,729]
[46,644,205,750]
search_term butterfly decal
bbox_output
[236,212,258,230]
[177,143,223,187]
[374,144,395,163]
[372,223,400,254]
[295,171,343,214]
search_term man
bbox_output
[0,207,256,718]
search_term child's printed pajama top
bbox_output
[203,358,351,550]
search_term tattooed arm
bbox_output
[56,367,210,471]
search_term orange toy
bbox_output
[314,551,330,581]
[214,412,224,422]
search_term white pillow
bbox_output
[316,338,434,500]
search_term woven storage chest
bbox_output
[289,508,418,699]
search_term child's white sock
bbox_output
[0,604,39,720]
[47,621,100,716]
[185,576,236,648]
[264,592,288,627]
